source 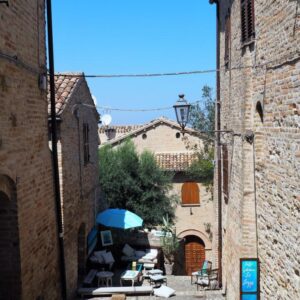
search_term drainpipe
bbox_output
[216,0,222,289]
[46,0,67,299]
[210,0,222,288]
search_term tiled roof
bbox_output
[47,73,82,115]
[155,152,196,171]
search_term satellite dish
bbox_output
[102,114,112,126]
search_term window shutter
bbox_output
[225,12,231,66]
[182,182,200,205]
[222,145,229,203]
[241,0,255,44]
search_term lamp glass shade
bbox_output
[173,96,191,130]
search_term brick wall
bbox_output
[57,78,100,299]
[215,0,300,299]
[0,1,61,299]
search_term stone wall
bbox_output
[215,0,300,299]
[0,1,61,299]
[58,78,100,299]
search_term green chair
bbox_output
[190,260,212,284]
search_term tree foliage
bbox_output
[99,140,177,226]
[187,86,215,191]
[188,85,215,142]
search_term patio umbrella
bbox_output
[96,208,143,229]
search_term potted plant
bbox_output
[161,216,180,275]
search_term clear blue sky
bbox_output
[52,0,216,125]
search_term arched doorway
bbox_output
[0,175,21,299]
[184,235,205,275]
[77,223,86,283]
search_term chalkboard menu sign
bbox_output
[240,258,260,300]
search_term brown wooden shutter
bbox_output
[241,0,255,44]
[225,12,231,66]
[222,145,229,203]
[182,182,200,205]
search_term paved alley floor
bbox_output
[84,275,224,300]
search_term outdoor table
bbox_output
[120,270,140,287]
[96,271,114,287]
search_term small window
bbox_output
[241,0,255,45]
[142,133,147,140]
[176,132,181,139]
[256,101,264,123]
[222,145,229,203]
[181,182,200,205]
[83,123,90,165]
[225,11,231,68]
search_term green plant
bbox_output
[161,216,180,264]
[99,140,177,226]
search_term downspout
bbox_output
[46,0,67,299]
[210,0,222,288]
[216,0,222,289]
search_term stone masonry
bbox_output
[49,74,100,299]
[0,1,61,299]
[212,0,300,299]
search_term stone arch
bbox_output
[0,174,21,299]
[178,229,212,250]
[77,223,86,283]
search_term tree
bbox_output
[99,140,177,226]
[188,85,215,142]
[187,85,215,193]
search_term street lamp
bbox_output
[173,94,191,131]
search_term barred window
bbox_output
[241,0,255,44]
[83,123,90,164]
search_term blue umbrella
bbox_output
[96,209,143,229]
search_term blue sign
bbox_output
[240,258,259,300]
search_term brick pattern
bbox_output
[51,76,100,298]
[0,1,61,299]
[216,0,300,299]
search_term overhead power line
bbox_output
[97,100,201,112]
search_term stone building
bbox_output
[0,1,61,299]
[210,0,300,299]
[99,117,216,275]
[48,73,100,298]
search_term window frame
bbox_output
[240,0,255,46]
[224,10,231,68]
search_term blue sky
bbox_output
[52,0,216,125]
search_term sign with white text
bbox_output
[240,258,260,300]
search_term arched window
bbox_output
[181,182,200,205]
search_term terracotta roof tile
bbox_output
[155,152,196,171]
[98,124,144,134]
[47,73,82,115]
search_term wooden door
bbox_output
[184,236,205,275]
